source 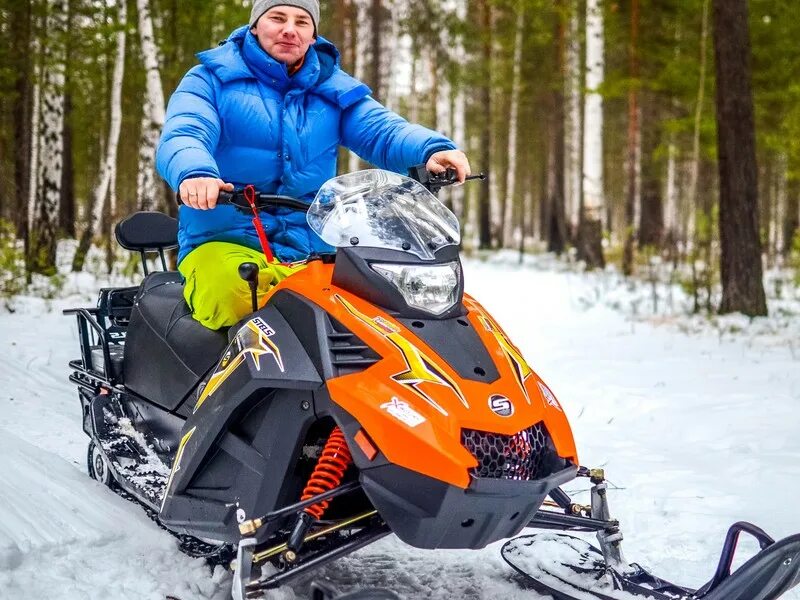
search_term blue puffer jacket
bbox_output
[157,26,457,264]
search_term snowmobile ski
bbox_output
[502,527,800,600]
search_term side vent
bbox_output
[326,316,380,377]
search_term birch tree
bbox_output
[73,0,126,271]
[578,0,605,269]
[136,0,165,211]
[564,0,582,239]
[29,0,68,275]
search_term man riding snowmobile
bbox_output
[156,0,470,331]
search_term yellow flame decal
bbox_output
[194,320,284,413]
[160,426,196,512]
[336,295,467,415]
[477,313,532,404]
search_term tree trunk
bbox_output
[546,2,567,255]
[712,0,766,316]
[73,0,127,272]
[59,83,75,239]
[622,0,640,276]
[638,95,663,248]
[564,0,582,241]
[502,1,525,248]
[12,0,33,241]
[449,0,467,226]
[29,0,68,276]
[783,177,799,257]
[477,0,492,249]
[664,136,678,253]
[58,0,75,238]
[687,0,710,248]
[136,0,166,211]
[578,0,605,269]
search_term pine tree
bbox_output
[712,0,766,316]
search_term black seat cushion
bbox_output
[123,272,228,411]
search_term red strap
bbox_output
[244,185,275,263]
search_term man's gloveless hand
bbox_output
[180,177,235,210]
[425,150,471,184]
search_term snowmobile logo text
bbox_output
[251,317,276,336]
[380,398,426,428]
[488,394,514,417]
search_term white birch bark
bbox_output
[502,2,525,247]
[772,154,787,264]
[582,0,605,225]
[29,0,68,273]
[136,0,165,211]
[664,138,678,241]
[564,1,582,234]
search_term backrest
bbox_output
[115,211,178,275]
[115,211,178,252]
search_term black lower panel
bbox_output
[360,463,576,549]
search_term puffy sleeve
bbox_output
[156,66,222,190]
[340,96,457,173]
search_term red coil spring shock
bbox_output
[300,426,353,519]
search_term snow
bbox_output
[0,254,799,599]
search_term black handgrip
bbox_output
[407,164,487,194]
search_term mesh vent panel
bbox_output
[461,423,552,481]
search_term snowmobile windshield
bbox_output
[307,170,461,260]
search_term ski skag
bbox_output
[502,468,800,600]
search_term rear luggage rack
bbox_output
[63,286,137,385]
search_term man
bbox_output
[156,0,470,330]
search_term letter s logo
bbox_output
[488,394,514,417]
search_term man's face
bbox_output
[251,6,315,67]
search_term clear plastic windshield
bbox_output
[307,170,460,260]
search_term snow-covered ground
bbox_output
[0,256,798,600]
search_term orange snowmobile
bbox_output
[66,168,800,600]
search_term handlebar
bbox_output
[175,189,311,212]
[175,165,487,209]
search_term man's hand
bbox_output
[425,150,471,184]
[180,177,235,210]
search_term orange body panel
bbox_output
[264,260,579,489]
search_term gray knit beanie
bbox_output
[250,1,320,35]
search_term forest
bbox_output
[1,0,798,317]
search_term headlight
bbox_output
[371,262,460,315]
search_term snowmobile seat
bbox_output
[123,271,228,412]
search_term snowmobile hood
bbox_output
[269,261,579,490]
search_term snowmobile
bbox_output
[65,167,800,600]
